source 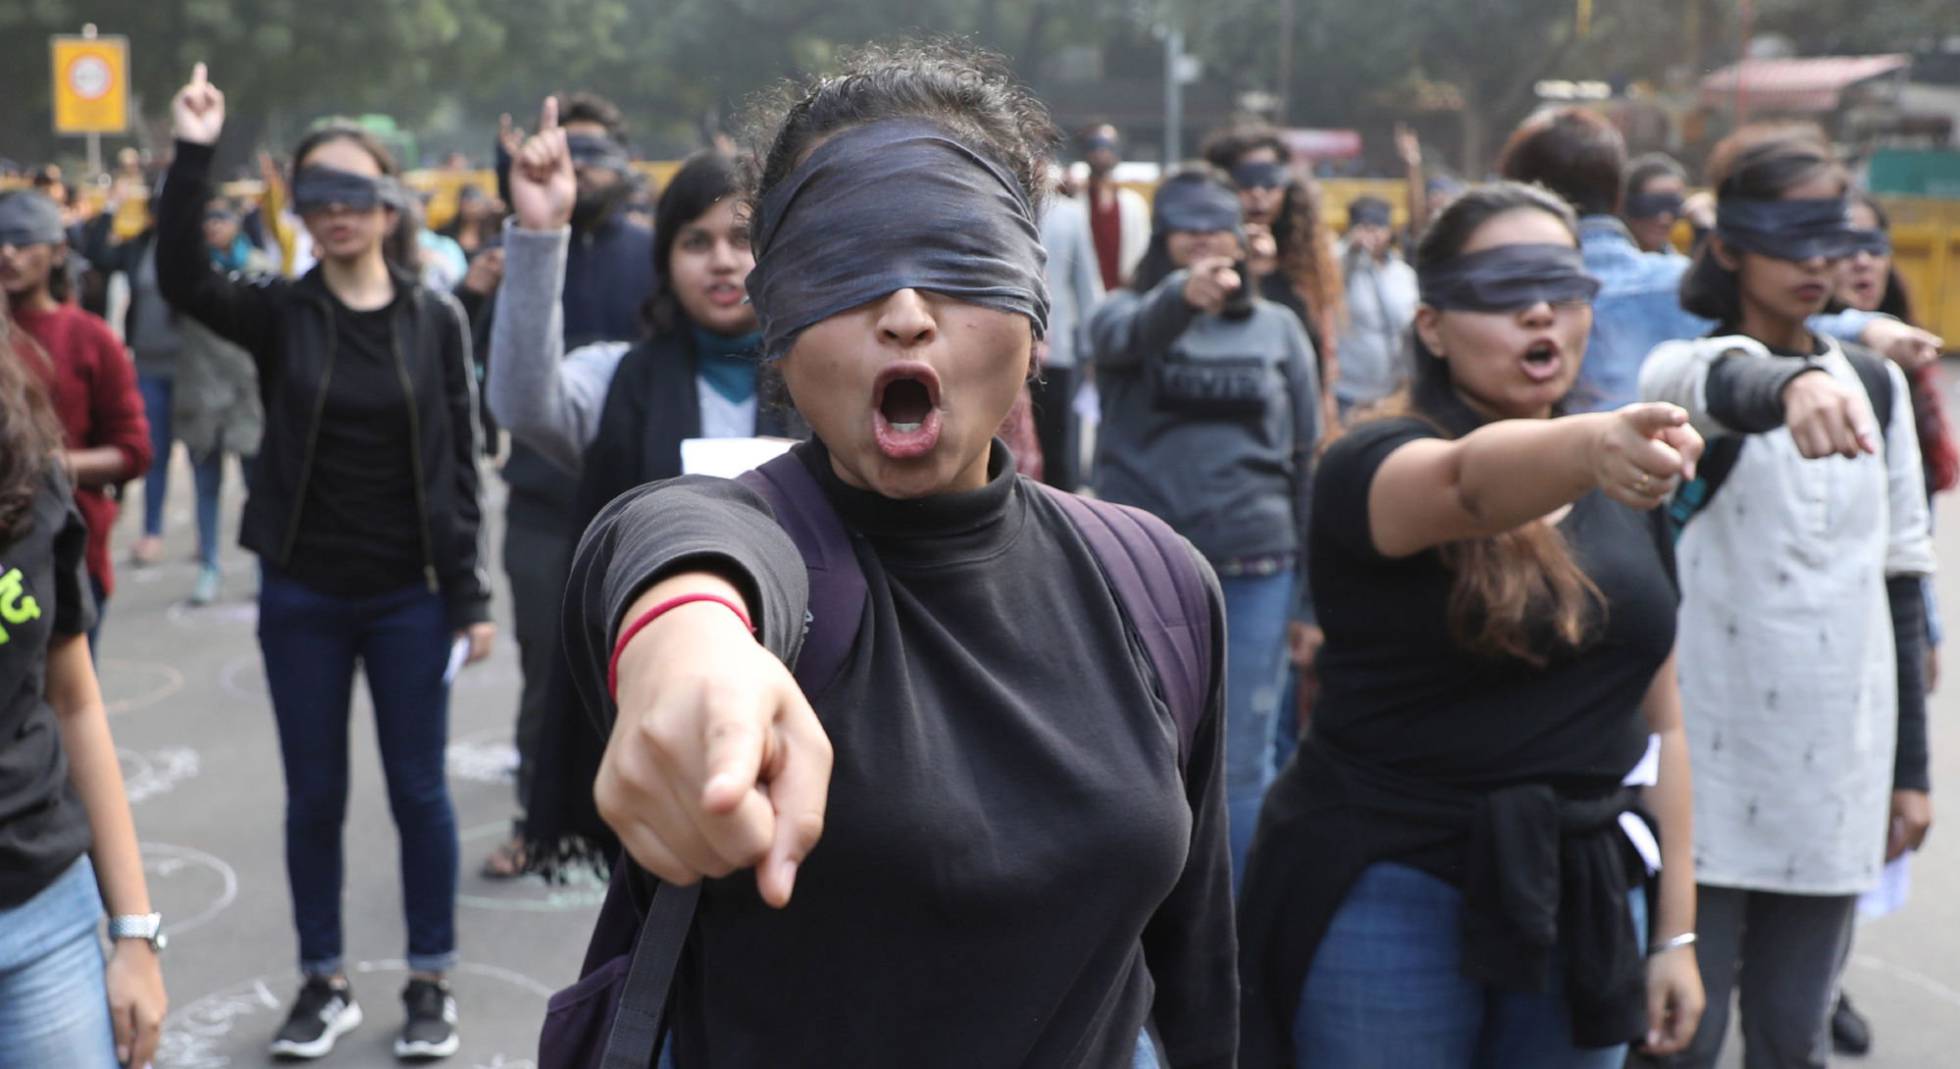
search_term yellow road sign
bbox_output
[51,35,130,135]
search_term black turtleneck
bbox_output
[565,439,1235,1069]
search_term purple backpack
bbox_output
[538,452,1214,1069]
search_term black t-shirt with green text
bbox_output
[0,468,98,908]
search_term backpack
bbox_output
[1666,347,1895,542]
[537,451,1216,1069]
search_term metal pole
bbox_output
[1165,26,1184,167]
[1736,0,1753,124]
[1275,0,1296,126]
[87,132,101,177]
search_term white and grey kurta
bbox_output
[1641,334,1935,895]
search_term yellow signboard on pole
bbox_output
[51,33,129,136]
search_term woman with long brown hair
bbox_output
[0,308,167,1069]
[160,64,493,1060]
[1238,182,1705,1067]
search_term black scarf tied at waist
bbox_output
[1238,742,1654,1066]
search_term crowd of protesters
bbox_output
[0,34,1952,1069]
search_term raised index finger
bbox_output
[538,95,560,135]
[191,62,208,87]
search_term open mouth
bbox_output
[704,281,745,308]
[872,364,944,460]
[1520,338,1563,383]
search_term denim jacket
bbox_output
[1574,216,1876,413]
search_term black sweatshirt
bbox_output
[563,441,1237,1068]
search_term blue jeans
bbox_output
[258,567,460,976]
[136,373,227,568]
[1219,570,1294,890]
[0,856,119,1069]
[1296,862,1646,1069]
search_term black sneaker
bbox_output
[394,978,460,1060]
[1832,991,1873,1056]
[269,976,363,1060]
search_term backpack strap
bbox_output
[1844,346,1896,441]
[736,453,868,697]
[600,879,699,1069]
[1039,486,1215,774]
[1665,434,1746,541]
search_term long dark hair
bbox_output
[644,151,741,335]
[291,124,419,275]
[1370,181,1602,665]
[0,310,63,546]
[1679,124,1845,325]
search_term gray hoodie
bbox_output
[1091,269,1322,572]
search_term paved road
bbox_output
[108,373,1960,1068]
[108,474,595,1069]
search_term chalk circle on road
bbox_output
[98,657,186,716]
[218,652,267,701]
[457,821,609,913]
[139,841,238,937]
[166,596,260,632]
[157,959,552,1069]
[120,746,202,804]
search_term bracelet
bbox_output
[1649,931,1697,955]
[607,593,755,699]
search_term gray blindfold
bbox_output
[1153,178,1243,234]
[1419,243,1601,312]
[1347,198,1393,229]
[1715,198,1857,261]
[746,118,1049,358]
[1847,229,1891,257]
[0,193,66,247]
[293,167,402,214]
[567,134,631,173]
[1230,161,1287,190]
[1624,191,1684,219]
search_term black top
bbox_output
[1309,419,1673,790]
[0,470,98,908]
[1237,416,1678,1065]
[563,440,1237,1068]
[283,293,427,597]
[155,141,490,628]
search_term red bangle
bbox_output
[607,593,755,700]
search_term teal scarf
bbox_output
[692,326,763,405]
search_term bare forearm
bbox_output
[1645,725,1696,942]
[66,447,136,487]
[1450,413,1608,532]
[49,639,152,916]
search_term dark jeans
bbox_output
[258,566,459,976]
[1028,365,1081,492]
[502,517,575,823]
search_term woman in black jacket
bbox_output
[158,64,492,1062]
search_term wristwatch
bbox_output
[107,913,168,953]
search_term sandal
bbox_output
[479,836,529,880]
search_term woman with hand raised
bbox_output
[157,63,492,1061]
